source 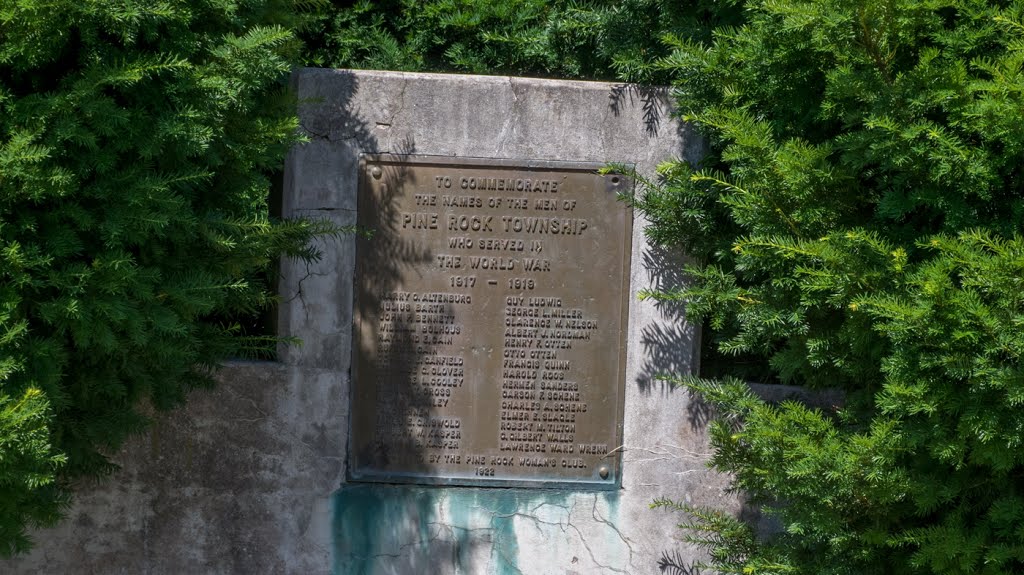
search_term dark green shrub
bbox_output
[630,1,1024,573]
[0,0,329,555]
[302,0,735,82]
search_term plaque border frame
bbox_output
[347,153,634,491]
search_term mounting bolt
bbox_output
[371,166,382,179]
[598,466,610,479]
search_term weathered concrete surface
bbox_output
[4,70,732,574]
[281,70,726,574]
[3,362,346,574]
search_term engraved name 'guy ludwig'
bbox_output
[350,155,632,489]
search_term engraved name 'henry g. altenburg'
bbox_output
[350,154,632,489]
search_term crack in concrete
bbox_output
[280,264,331,329]
[221,385,343,459]
[344,492,465,563]
[345,523,449,562]
[299,117,369,145]
[334,493,643,574]
[606,443,711,464]
[299,120,330,141]
[480,502,569,573]
[561,499,631,575]
[493,76,521,157]
[472,497,632,575]
[591,494,635,562]
[386,77,410,130]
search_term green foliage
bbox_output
[302,0,740,82]
[627,0,1024,573]
[0,0,331,554]
[0,388,66,557]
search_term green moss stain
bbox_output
[597,490,625,562]
[332,486,620,575]
[444,489,557,575]
[332,484,437,575]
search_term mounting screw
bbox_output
[598,466,610,479]
[371,166,382,179]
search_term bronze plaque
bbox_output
[350,154,632,489]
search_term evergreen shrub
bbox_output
[0,0,330,555]
[302,0,725,82]
[630,1,1024,573]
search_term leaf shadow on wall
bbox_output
[608,84,671,138]
[353,137,462,477]
[323,70,496,574]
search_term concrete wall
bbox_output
[3,70,736,574]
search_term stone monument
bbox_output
[4,70,738,575]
